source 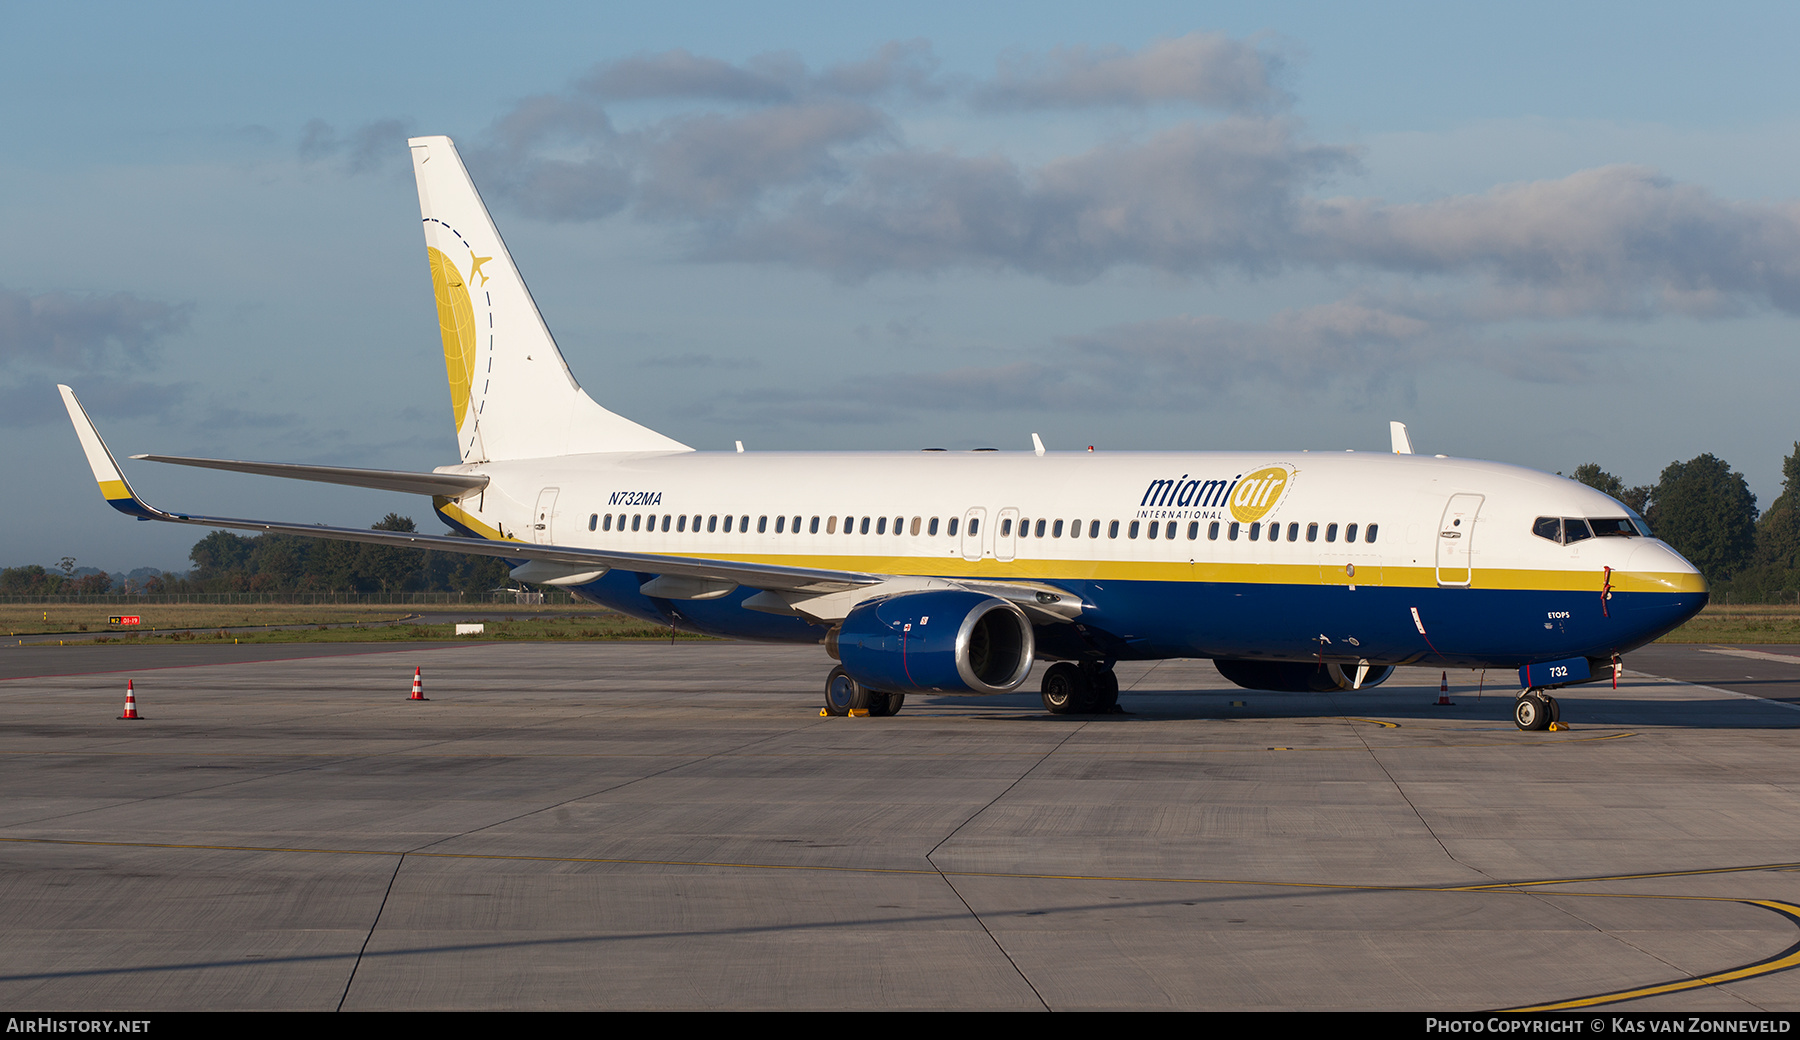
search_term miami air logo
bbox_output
[424,222,495,460]
[1228,466,1293,523]
[1137,464,1296,521]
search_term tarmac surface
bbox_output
[1,639,1798,1011]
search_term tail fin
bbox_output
[408,135,691,461]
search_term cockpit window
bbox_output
[1534,515,1639,545]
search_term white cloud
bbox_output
[974,32,1290,112]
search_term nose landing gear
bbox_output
[1513,690,1561,731]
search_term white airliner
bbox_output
[60,135,1708,730]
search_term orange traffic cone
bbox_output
[119,679,142,720]
[1435,671,1455,706]
[408,667,428,701]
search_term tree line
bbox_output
[0,515,510,596]
[1571,444,1800,602]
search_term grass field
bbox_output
[0,603,422,636]
[10,605,710,644]
[1654,604,1800,644]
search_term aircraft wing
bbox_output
[61,385,876,598]
[128,454,489,498]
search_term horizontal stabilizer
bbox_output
[130,454,488,498]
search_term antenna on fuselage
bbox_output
[1390,421,1415,455]
[1031,433,1046,456]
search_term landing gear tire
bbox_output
[866,691,906,717]
[824,666,872,717]
[1514,693,1552,732]
[1545,695,1560,725]
[1042,662,1096,714]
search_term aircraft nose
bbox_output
[1626,540,1706,593]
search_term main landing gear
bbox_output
[1040,661,1121,715]
[1513,690,1562,732]
[823,666,905,717]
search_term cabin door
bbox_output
[1435,493,1483,586]
[994,507,1020,562]
[961,508,987,562]
[534,487,560,544]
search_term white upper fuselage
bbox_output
[437,448,1698,595]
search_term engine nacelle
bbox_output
[838,590,1035,695]
[1214,659,1395,693]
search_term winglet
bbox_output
[58,385,163,519]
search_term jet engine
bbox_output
[1214,659,1395,693]
[836,590,1035,695]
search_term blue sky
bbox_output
[7,2,1800,572]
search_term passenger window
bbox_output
[1090,520,1101,538]
[678,515,688,533]
[813,516,823,534]
[948,517,959,536]
[722,515,732,533]
[693,515,701,531]
[774,516,784,533]
[969,518,979,535]
[929,517,940,536]
[1035,519,1047,538]
[589,514,597,531]
[1326,523,1338,542]
[1146,521,1158,539]
[603,514,613,532]
[1346,523,1358,543]
[1188,521,1199,540]
[1250,522,1260,541]
[1209,521,1220,540]
[1129,521,1140,538]
[911,517,922,536]
[1307,522,1317,542]
[1001,518,1013,537]
[1365,523,1378,543]
[877,517,887,535]
[1229,522,1240,540]
[1053,519,1064,538]
[1165,521,1176,540]
[1070,518,1081,538]
[1288,522,1299,541]
[741,515,749,532]
[1108,520,1120,539]
[661,515,671,532]
[793,516,802,532]
[758,516,768,533]
[632,514,642,532]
